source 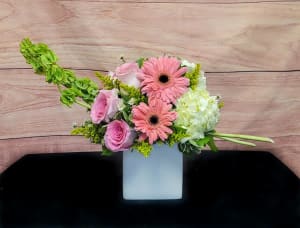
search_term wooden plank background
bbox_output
[0,0,299,177]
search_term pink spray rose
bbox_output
[104,120,136,152]
[113,62,141,88]
[90,89,120,124]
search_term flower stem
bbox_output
[75,100,91,109]
[214,136,256,147]
[210,132,274,143]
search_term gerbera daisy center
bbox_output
[159,74,169,84]
[149,115,159,125]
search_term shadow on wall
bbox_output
[0,150,299,226]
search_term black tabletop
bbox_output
[0,150,299,227]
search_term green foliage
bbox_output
[101,147,113,156]
[60,88,78,107]
[177,132,219,154]
[193,137,211,148]
[218,101,224,109]
[136,57,146,68]
[184,63,201,90]
[74,78,98,104]
[71,120,106,144]
[167,126,219,154]
[207,137,218,152]
[194,135,218,152]
[20,38,98,109]
[132,141,152,157]
[119,83,146,104]
[201,130,219,152]
[178,142,201,155]
[20,38,58,74]
[167,126,189,146]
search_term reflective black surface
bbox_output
[0,151,299,227]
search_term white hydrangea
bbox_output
[175,88,220,141]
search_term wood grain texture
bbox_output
[0,69,97,139]
[0,136,99,174]
[1,1,300,71]
[1,69,299,176]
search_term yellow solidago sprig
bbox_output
[183,62,201,90]
[167,126,189,147]
[132,141,152,157]
[20,38,98,109]
[71,120,106,145]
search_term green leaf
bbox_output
[122,110,130,122]
[194,136,211,148]
[102,147,113,156]
[178,142,200,155]
[136,57,145,68]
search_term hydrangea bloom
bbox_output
[175,88,220,141]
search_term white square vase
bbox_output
[123,144,183,200]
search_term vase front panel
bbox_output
[123,144,183,200]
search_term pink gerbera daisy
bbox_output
[132,99,177,144]
[138,56,189,104]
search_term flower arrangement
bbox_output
[20,38,273,157]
